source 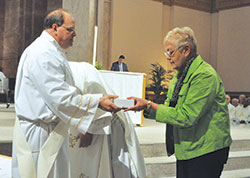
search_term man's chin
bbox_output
[62,43,73,49]
[67,42,74,48]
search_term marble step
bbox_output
[141,139,250,158]
[145,151,250,177]
[0,103,15,111]
[0,117,15,127]
[162,168,250,178]
[0,127,13,143]
[0,104,15,128]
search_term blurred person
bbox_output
[239,94,246,106]
[247,97,250,123]
[231,98,239,107]
[125,27,232,178]
[111,55,129,72]
[226,94,236,121]
[12,9,120,178]
[0,67,10,108]
[235,96,249,124]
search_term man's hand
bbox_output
[77,133,93,148]
[99,95,121,112]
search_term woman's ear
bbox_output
[184,44,191,57]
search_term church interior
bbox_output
[0,0,250,177]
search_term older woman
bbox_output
[126,27,232,178]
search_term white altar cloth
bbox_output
[99,70,145,125]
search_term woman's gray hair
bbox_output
[163,27,197,54]
[43,9,69,29]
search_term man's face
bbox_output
[57,14,76,49]
[119,58,124,63]
[232,99,238,107]
[164,42,187,71]
[239,94,246,104]
[226,95,230,104]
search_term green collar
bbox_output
[182,55,203,83]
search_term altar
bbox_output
[69,62,146,125]
[99,70,146,125]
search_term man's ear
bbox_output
[52,24,57,32]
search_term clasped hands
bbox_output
[79,96,150,148]
[99,95,149,113]
[98,95,121,112]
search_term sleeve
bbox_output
[110,62,115,71]
[125,63,129,72]
[156,72,218,128]
[247,107,250,122]
[69,62,112,134]
[28,52,101,134]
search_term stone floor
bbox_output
[135,118,250,178]
[1,103,250,177]
[135,118,250,144]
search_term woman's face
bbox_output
[164,42,189,71]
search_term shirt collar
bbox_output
[41,30,63,52]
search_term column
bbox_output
[63,0,112,70]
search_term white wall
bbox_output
[217,6,250,92]
[170,6,211,64]
[111,0,212,82]
[111,0,250,92]
[111,0,164,75]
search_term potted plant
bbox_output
[95,61,104,70]
[145,63,174,119]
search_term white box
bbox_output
[114,99,134,109]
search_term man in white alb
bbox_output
[69,62,147,178]
[235,95,249,123]
[0,67,10,108]
[12,9,121,178]
[226,94,236,122]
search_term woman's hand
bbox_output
[124,97,148,112]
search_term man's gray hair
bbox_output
[43,9,69,29]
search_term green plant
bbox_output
[95,62,104,70]
[143,63,167,119]
[148,63,168,104]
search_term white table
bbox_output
[100,70,146,125]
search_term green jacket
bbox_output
[156,55,232,160]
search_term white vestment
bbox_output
[235,105,250,122]
[227,103,236,121]
[69,62,147,178]
[12,31,102,178]
[0,71,6,92]
[0,71,8,95]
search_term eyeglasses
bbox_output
[164,45,184,58]
[62,26,76,34]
